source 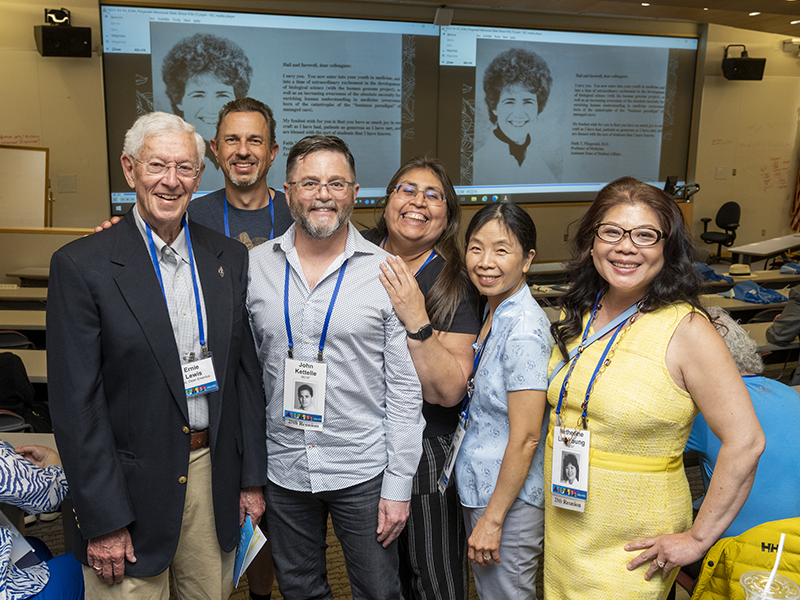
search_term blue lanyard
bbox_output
[460,327,491,423]
[555,290,639,427]
[381,237,436,276]
[284,258,349,361]
[223,190,274,240]
[145,217,207,351]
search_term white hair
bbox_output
[122,111,205,162]
[706,306,765,375]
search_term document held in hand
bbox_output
[234,515,267,586]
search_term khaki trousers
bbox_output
[83,447,235,600]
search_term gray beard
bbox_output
[226,164,260,187]
[290,199,354,240]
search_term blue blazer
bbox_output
[47,214,266,577]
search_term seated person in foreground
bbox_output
[687,306,800,538]
[765,284,800,384]
[0,442,83,599]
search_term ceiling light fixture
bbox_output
[792,20,800,24]
[749,11,761,16]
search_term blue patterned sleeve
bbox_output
[0,445,68,514]
[502,313,554,393]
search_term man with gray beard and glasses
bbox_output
[246,135,424,600]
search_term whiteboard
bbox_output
[0,146,49,227]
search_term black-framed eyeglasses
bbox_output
[594,223,664,247]
[135,158,200,180]
[289,180,355,199]
[392,184,445,205]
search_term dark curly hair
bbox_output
[551,177,706,361]
[373,157,474,331]
[483,48,552,124]
[162,33,252,117]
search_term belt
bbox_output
[190,429,209,450]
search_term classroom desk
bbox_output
[0,311,46,331]
[0,287,47,302]
[729,234,800,265]
[742,321,799,352]
[0,432,56,450]
[529,262,567,274]
[5,268,49,288]
[3,350,47,383]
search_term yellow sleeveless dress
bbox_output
[544,303,698,599]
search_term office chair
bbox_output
[0,331,35,350]
[700,202,740,263]
[0,410,33,433]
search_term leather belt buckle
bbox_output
[190,428,209,450]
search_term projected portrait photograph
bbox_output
[155,32,253,191]
[473,45,559,186]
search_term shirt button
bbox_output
[305,338,311,343]
[178,476,187,484]
[182,426,190,434]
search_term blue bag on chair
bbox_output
[730,280,789,304]
[695,262,734,283]
[780,263,800,274]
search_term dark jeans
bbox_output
[265,474,403,600]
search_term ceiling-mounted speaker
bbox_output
[34,25,91,57]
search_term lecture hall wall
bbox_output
[1,0,799,280]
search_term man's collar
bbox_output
[131,204,189,260]
[274,223,375,259]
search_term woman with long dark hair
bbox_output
[370,157,480,600]
[545,177,764,599]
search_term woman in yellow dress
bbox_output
[545,177,764,599]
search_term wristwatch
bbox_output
[407,323,434,341]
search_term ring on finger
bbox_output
[92,565,101,572]
[656,560,666,569]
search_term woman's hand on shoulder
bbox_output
[379,256,430,331]
[624,531,706,581]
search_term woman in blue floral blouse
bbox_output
[455,203,553,599]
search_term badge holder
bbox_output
[550,426,590,512]
[437,331,489,494]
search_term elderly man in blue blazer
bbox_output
[47,112,266,599]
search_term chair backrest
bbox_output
[716,201,741,230]
[0,409,32,432]
[0,331,35,350]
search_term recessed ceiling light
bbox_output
[749,11,761,15]
[703,7,709,9]
[641,2,649,5]
[792,19,800,23]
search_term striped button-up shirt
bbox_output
[247,223,424,501]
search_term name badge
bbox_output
[437,411,468,494]
[283,357,326,431]
[551,426,591,512]
[183,355,218,397]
